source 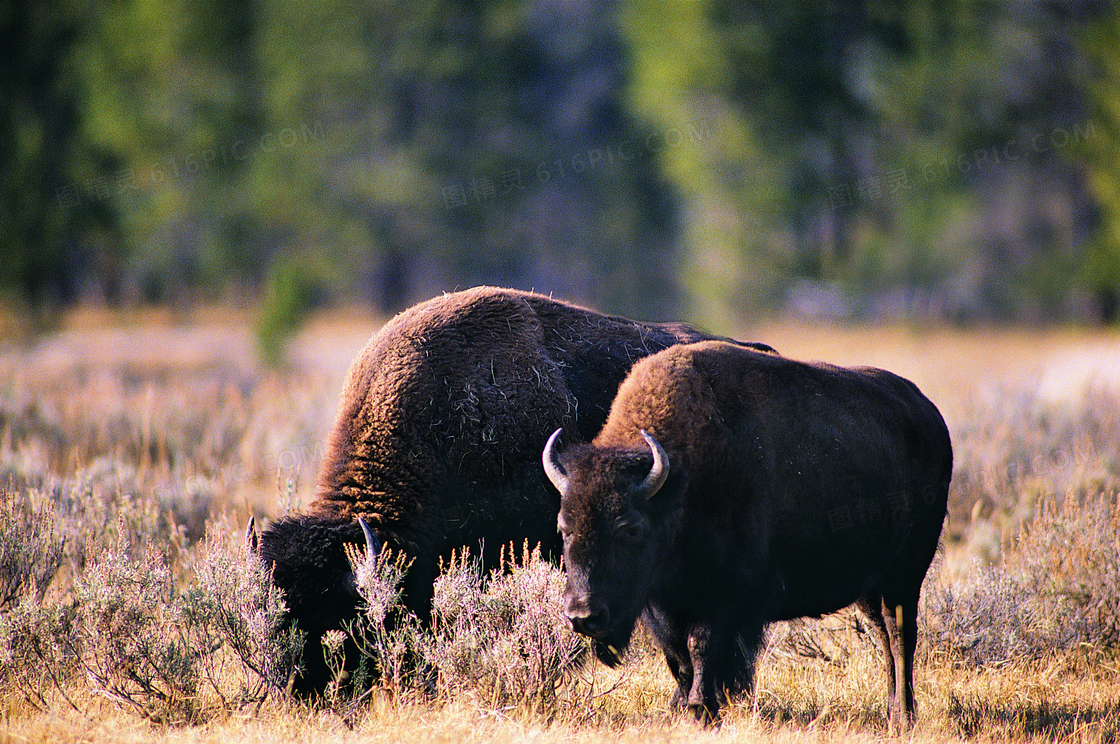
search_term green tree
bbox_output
[242,0,688,319]
[1078,7,1120,323]
[0,0,90,310]
[625,0,1111,326]
[0,0,263,310]
[5,0,1117,330]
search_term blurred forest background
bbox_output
[4,0,1120,338]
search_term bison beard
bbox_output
[254,287,772,695]
[545,340,952,730]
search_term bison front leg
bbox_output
[685,623,719,722]
[684,614,764,724]
[687,620,754,723]
[642,607,694,709]
[664,648,694,710]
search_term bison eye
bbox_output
[617,520,642,540]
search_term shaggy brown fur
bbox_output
[258,287,771,694]
[547,340,952,729]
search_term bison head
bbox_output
[543,428,684,666]
[255,515,379,695]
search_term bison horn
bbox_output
[245,515,259,554]
[542,428,570,495]
[638,430,669,499]
[358,516,380,562]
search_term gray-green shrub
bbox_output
[0,488,65,609]
[0,517,301,723]
[347,541,587,713]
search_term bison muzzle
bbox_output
[543,340,952,730]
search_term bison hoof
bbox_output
[687,701,719,726]
[888,710,914,735]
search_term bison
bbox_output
[542,340,952,729]
[256,287,771,694]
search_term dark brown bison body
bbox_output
[257,287,768,694]
[544,340,952,728]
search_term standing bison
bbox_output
[543,340,952,729]
[257,287,768,694]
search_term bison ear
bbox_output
[542,428,570,495]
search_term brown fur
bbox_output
[259,288,770,694]
[551,340,952,728]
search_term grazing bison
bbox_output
[257,287,770,694]
[543,340,952,729]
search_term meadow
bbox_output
[2,306,1119,743]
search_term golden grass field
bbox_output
[2,304,1120,743]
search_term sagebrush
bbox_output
[3,319,1120,742]
[0,518,300,722]
[345,540,588,714]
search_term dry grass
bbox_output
[2,307,1120,742]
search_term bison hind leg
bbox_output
[857,594,918,733]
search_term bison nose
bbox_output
[567,604,611,638]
